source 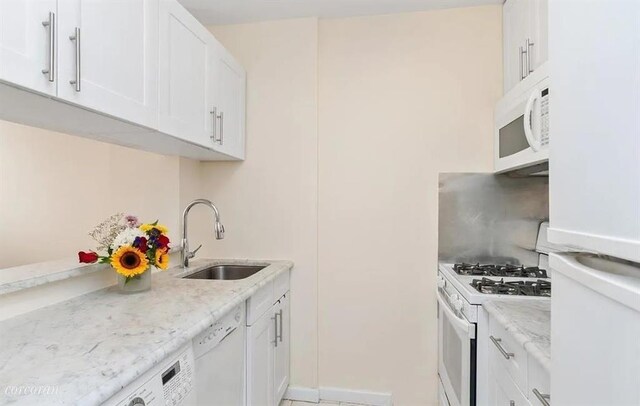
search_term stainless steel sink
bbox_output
[183,264,268,280]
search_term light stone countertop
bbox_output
[483,300,551,371]
[0,258,293,406]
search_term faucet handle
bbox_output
[188,244,203,259]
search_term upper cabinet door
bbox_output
[56,0,158,129]
[0,0,58,96]
[158,0,214,148]
[503,0,529,92]
[529,0,548,72]
[210,40,246,160]
[548,0,640,263]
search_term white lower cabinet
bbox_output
[246,271,290,406]
[488,314,550,406]
[247,303,276,406]
[488,363,530,406]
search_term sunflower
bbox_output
[111,246,149,277]
[155,249,170,270]
[140,223,169,234]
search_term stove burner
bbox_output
[453,263,548,278]
[470,277,551,297]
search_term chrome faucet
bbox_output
[181,199,225,268]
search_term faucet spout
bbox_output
[181,199,225,268]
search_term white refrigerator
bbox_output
[548,0,640,404]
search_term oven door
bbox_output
[437,290,476,406]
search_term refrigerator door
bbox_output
[547,0,640,262]
[550,253,640,405]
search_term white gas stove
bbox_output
[437,223,559,406]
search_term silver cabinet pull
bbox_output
[278,308,283,342]
[41,12,55,82]
[210,107,217,142]
[527,38,535,74]
[532,389,551,406]
[271,312,279,347]
[69,27,81,91]
[519,46,527,80]
[490,335,514,359]
[217,111,224,145]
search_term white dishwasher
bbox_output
[193,303,246,405]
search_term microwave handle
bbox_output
[524,89,542,152]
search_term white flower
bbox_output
[110,227,145,251]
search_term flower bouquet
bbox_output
[78,214,171,293]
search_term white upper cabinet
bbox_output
[503,0,548,93]
[548,0,640,263]
[0,0,245,161]
[0,0,57,96]
[57,0,159,129]
[210,40,246,160]
[158,0,214,148]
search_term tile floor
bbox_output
[280,400,369,406]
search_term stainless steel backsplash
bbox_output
[438,173,549,266]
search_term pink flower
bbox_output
[125,215,140,228]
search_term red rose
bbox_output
[133,236,148,253]
[156,235,170,250]
[78,251,99,263]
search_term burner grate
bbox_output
[470,277,551,297]
[453,263,548,278]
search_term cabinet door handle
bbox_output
[217,111,224,145]
[41,12,55,82]
[278,309,283,342]
[210,107,217,142]
[532,389,551,406]
[272,312,279,347]
[69,27,81,91]
[519,46,527,80]
[527,38,535,74]
[490,336,514,359]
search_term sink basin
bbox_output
[183,264,268,280]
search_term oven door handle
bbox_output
[437,290,475,339]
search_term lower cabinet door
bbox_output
[488,364,530,406]
[247,306,276,406]
[273,293,290,405]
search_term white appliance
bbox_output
[437,223,555,406]
[103,344,196,406]
[193,304,246,405]
[547,1,640,404]
[494,63,550,173]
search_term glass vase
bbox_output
[117,268,152,294]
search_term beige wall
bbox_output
[317,7,501,404]
[0,121,195,268]
[203,18,320,388]
[205,6,501,404]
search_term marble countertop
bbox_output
[0,258,293,406]
[483,299,551,371]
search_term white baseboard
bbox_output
[285,386,392,406]
[285,386,320,403]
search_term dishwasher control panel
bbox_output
[104,344,195,406]
[193,304,244,358]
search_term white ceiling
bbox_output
[178,0,501,25]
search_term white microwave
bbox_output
[495,63,550,173]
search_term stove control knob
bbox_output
[437,276,446,289]
[452,299,464,312]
